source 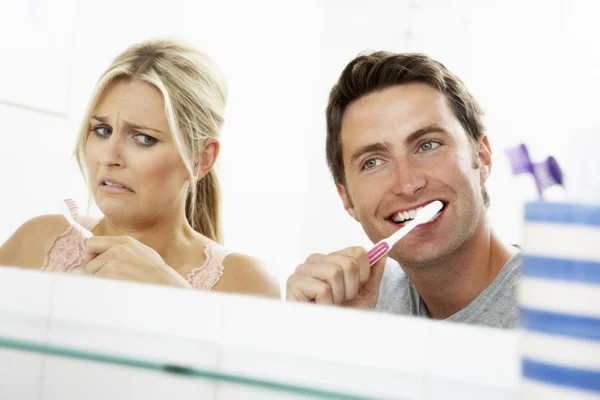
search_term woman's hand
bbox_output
[84,236,191,288]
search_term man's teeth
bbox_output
[391,205,442,223]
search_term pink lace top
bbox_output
[42,202,229,291]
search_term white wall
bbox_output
[1,0,599,285]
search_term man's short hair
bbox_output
[325,51,490,207]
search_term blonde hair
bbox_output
[74,38,227,243]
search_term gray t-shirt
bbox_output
[375,253,522,329]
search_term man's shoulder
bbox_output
[448,251,522,328]
[379,258,410,288]
[500,250,523,282]
[375,259,418,315]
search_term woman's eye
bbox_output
[363,158,384,170]
[93,126,112,137]
[419,141,440,152]
[134,133,158,146]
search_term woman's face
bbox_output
[85,79,191,226]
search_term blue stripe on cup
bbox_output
[522,255,600,285]
[522,358,600,393]
[520,308,600,342]
[525,202,600,226]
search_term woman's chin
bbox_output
[97,203,134,222]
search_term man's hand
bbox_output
[286,246,386,309]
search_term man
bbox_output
[286,52,520,328]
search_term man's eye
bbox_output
[363,158,383,170]
[419,141,440,152]
[134,133,158,146]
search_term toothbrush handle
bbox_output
[76,226,93,240]
[368,241,389,266]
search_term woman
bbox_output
[0,38,280,298]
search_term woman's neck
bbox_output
[96,210,198,267]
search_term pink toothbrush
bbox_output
[367,201,444,266]
[60,199,93,240]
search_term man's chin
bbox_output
[390,247,448,269]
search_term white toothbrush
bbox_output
[367,200,444,266]
[60,199,93,240]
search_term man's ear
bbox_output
[195,138,220,180]
[336,182,358,222]
[477,135,492,185]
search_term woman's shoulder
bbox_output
[0,214,71,268]
[213,248,281,299]
[21,214,72,239]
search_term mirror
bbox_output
[0,0,597,319]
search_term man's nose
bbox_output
[389,159,426,197]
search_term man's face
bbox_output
[337,83,492,267]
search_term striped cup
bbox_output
[519,202,600,399]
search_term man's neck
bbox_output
[400,218,517,320]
